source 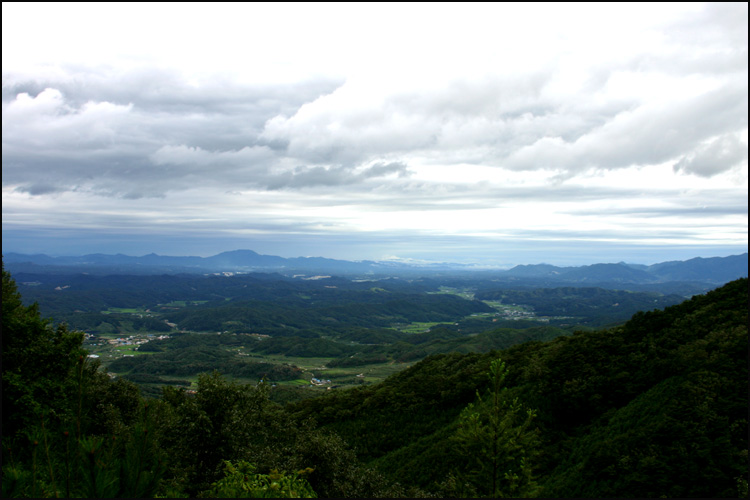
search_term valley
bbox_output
[13,258,722,400]
[3,253,747,498]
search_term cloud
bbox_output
[502,82,747,176]
[1,3,746,264]
[260,69,747,181]
[2,87,134,152]
[150,144,276,170]
[673,133,748,177]
[4,2,747,199]
[2,74,343,196]
[264,162,411,190]
[259,72,560,167]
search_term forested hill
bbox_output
[3,257,747,498]
[289,278,749,497]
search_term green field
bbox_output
[102,307,143,314]
[429,286,476,300]
[82,291,544,401]
[88,334,419,399]
[391,321,446,333]
[483,300,530,312]
[161,300,209,307]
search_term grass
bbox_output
[322,360,417,384]
[86,301,504,399]
[482,301,530,312]
[102,307,142,314]
[391,321,446,333]
[98,344,417,400]
[161,300,209,307]
[429,286,476,300]
[277,379,313,386]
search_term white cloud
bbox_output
[2,88,134,150]
[673,132,748,177]
[1,3,747,263]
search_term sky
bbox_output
[2,3,747,267]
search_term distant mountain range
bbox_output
[501,256,749,284]
[3,249,417,275]
[3,250,748,285]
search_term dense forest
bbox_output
[2,260,748,497]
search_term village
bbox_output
[84,332,172,359]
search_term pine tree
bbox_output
[2,261,86,438]
[449,358,541,498]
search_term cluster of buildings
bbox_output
[102,334,171,347]
[85,333,171,348]
[310,377,331,386]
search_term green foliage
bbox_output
[289,351,494,467]
[2,401,165,498]
[17,270,492,338]
[2,262,87,438]
[163,292,492,334]
[446,358,540,498]
[290,279,747,497]
[250,336,357,357]
[208,461,316,498]
[3,264,166,497]
[157,371,404,498]
[5,259,747,498]
[545,370,746,497]
[109,345,303,380]
[3,261,407,498]
[475,286,686,326]
[155,372,272,494]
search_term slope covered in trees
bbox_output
[474,286,686,326]
[1,263,405,498]
[3,258,747,498]
[289,277,749,497]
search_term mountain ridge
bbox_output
[3,250,747,284]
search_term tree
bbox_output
[156,371,273,494]
[3,262,169,497]
[208,460,317,498]
[2,261,86,438]
[447,358,541,498]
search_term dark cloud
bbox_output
[264,162,411,190]
[1,75,344,196]
[673,133,748,177]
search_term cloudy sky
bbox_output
[2,3,747,266]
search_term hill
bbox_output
[3,256,747,498]
[647,253,750,283]
[289,278,749,497]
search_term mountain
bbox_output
[647,254,749,283]
[502,257,749,285]
[204,249,287,268]
[503,263,566,277]
[3,251,747,286]
[289,277,749,497]
[557,262,656,283]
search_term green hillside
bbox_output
[3,257,747,497]
[289,278,749,497]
